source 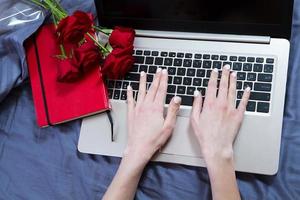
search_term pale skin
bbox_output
[103,65,250,200]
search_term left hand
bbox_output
[124,68,182,167]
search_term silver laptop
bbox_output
[78,0,294,175]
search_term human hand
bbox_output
[124,68,182,167]
[191,65,250,164]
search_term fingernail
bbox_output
[245,87,251,92]
[194,90,200,97]
[162,69,168,74]
[213,68,218,73]
[174,96,182,104]
[140,71,145,77]
[231,72,237,77]
[224,64,230,70]
[127,85,132,90]
[156,68,162,73]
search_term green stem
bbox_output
[86,32,109,54]
[92,25,112,36]
[29,0,48,9]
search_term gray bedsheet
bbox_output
[0,0,299,199]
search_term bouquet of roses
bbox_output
[29,0,135,82]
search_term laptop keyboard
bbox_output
[106,49,275,114]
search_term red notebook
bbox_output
[25,24,110,127]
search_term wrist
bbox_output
[202,147,235,169]
[123,145,151,169]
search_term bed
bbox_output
[0,0,300,199]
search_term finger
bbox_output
[218,65,231,101]
[155,69,168,106]
[136,71,147,106]
[160,96,181,144]
[127,85,135,132]
[205,68,218,102]
[146,68,162,102]
[191,90,203,119]
[238,87,251,113]
[228,72,237,108]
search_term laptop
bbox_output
[78,0,294,175]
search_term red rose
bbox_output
[109,27,136,49]
[73,40,103,73]
[102,46,134,79]
[57,11,94,44]
[56,59,81,82]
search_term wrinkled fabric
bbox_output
[0,0,300,199]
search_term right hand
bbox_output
[190,65,250,163]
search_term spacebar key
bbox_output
[179,95,193,106]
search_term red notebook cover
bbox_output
[25,24,110,127]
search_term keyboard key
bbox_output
[220,55,227,61]
[164,58,173,66]
[197,69,206,77]
[203,54,210,59]
[236,100,241,108]
[249,92,271,101]
[253,64,263,72]
[247,57,255,62]
[155,57,163,65]
[187,68,196,77]
[177,68,186,76]
[264,64,274,73]
[183,59,192,67]
[203,61,212,69]
[145,57,154,64]
[177,53,184,58]
[193,60,202,68]
[139,65,148,72]
[125,73,140,81]
[243,63,252,71]
[256,57,264,63]
[212,55,219,60]
[213,61,222,69]
[136,50,143,55]
[173,77,182,84]
[223,62,232,68]
[169,52,176,57]
[168,76,173,84]
[230,56,238,61]
[115,81,122,89]
[134,56,144,64]
[247,73,257,81]
[144,50,151,56]
[113,90,121,99]
[183,77,192,85]
[193,78,202,86]
[152,51,159,56]
[254,83,272,92]
[122,81,130,89]
[167,85,176,93]
[233,62,242,71]
[258,74,273,82]
[147,74,154,82]
[257,102,270,113]
[174,59,183,66]
[237,72,246,80]
[203,79,209,87]
[243,82,253,89]
[107,80,115,89]
[206,70,212,78]
[266,58,275,64]
[149,66,157,73]
[187,87,196,95]
[194,54,202,59]
[185,53,193,58]
[238,56,246,62]
[121,91,127,100]
[166,94,175,104]
[131,82,139,90]
[168,67,176,75]
[177,86,186,94]
[179,95,194,106]
[246,101,256,112]
[161,52,168,57]
[237,81,243,89]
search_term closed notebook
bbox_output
[25,24,110,127]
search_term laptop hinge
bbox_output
[136,30,271,44]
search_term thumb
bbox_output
[160,96,181,143]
